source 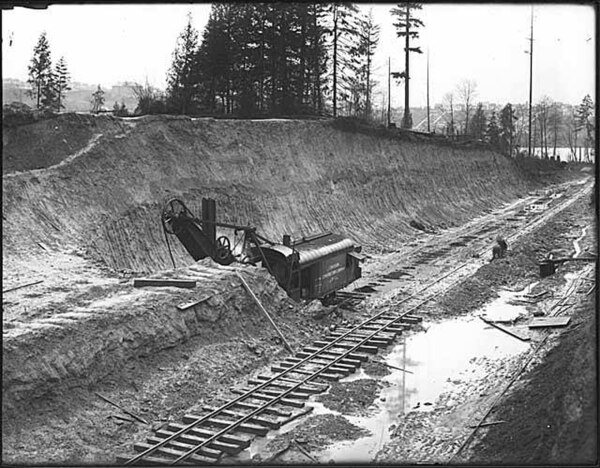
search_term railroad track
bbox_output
[348,178,593,301]
[120,179,593,465]
[119,255,491,465]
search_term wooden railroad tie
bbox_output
[153,428,243,454]
[184,412,279,430]
[224,400,291,418]
[230,388,306,408]
[269,365,342,381]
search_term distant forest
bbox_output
[5,2,595,161]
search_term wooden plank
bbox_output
[277,361,351,376]
[237,386,311,400]
[297,347,370,362]
[230,389,306,408]
[479,317,530,341]
[247,378,325,394]
[270,365,342,381]
[236,271,293,352]
[2,279,43,294]
[254,375,329,391]
[312,340,379,354]
[165,423,252,448]
[133,278,196,288]
[227,401,291,418]
[132,442,214,464]
[143,437,221,459]
[184,412,280,430]
[154,429,242,454]
[176,296,212,311]
[528,317,571,328]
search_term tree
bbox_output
[469,103,487,140]
[27,32,55,110]
[456,79,477,135]
[535,96,552,158]
[166,13,201,115]
[132,81,165,115]
[91,85,105,113]
[575,94,594,161]
[499,103,518,157]
[486,111,500,149]
[548,103,562,158]
[441,92,455,137]
[354,9,380,120]
[113,101,128,117]
[53,56,71,111]
[391,2,423,129]
[324,2,359,117]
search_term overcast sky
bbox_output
[2,3,595,107]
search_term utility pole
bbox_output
[426,49,431,132]
[528,5,534,158]
[388,56,391,127]
[402,2,411,128]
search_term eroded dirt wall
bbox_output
[2,114,569,272]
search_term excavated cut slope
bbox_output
[2,114,566,274]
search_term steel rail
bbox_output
[128,179,592,465]
[172,278,464,465]
[125,261,472,465]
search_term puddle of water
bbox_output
[228,286,539,464]
[315,316,530,463]
[313,315,530,464]
[479,282,538,323]
[573,226,588,257]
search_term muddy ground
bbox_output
[2,112,596,465]
[222,188,596,465]
[3,179,595,465]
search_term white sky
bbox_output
[1,3,595,107]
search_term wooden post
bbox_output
[235,271,293,353]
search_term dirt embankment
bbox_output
[2,114,573,275]
[1,262,294,415]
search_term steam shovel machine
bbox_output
[161,197,365,301]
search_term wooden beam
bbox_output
[133,278,196,288]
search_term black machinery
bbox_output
[161,197,365,301]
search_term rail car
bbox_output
[161,197,365,301]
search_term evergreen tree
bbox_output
[486,111,501,149]
[53,56,71,111]
[197,3,235,113]
[324,2,359,117]
[166,13,201,115]
[351,9,380,119]
[575,94,594,161]
[195,3,330,117]
[469,103,486,140]
[391,2,424,129]
[27,32,54,110]
[499,103,518,156]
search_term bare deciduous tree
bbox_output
[441,92,455,137]
[456,79,477,135]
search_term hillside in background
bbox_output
[2,79,138,113]
[2,113,572,274]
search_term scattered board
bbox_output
[528,317,570,328]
